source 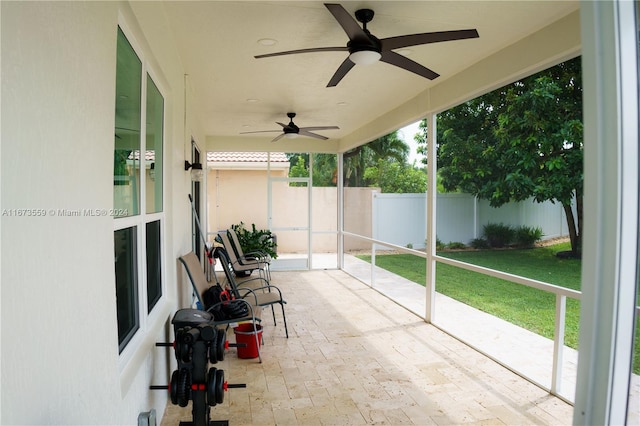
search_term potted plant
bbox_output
[229,222,278,259]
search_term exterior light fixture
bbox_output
[184,160,203,182]
[149,162,155,181]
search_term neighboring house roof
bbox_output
[207,152,290,170]
[124,151,289,169]
[207,152,288,163]
[127,150,155,162]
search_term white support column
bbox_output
[551,294,566,394]
[337,153,344,269]
[574,1,639,424]
[308,153,313,270]
[425,113,437,322]
[267,152,273,230]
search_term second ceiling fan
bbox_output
[240,113,339,142]
[255,3,479,87]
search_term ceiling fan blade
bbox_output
[380,50,439,80]
[382,29,479,50]
[240,130,282,134]
[324,3,367,41]
[271,133,286,142]
[300,126,340,131]
[327,57,355,87]
[299,130,329,140]
[275,122,288,128]
[255,46,347,59]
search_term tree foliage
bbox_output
[416,57,583,255]
[343,131,409,187]
[364,159,426,193]
[285,153,336,186]
[287,131,422,192]
[289,154,309,177]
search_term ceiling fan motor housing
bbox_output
[354,9,375,25]
[350,9,382,55]
[285,112,299,133]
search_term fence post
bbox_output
[474,195,478,239]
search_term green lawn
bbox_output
[357,242,640,374]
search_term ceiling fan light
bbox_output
[349,50,381,65]
[284,132,298,139]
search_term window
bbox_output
[114,26,164,353]
[115,226,138,349]
[114,28,141,217]
[146,220,162,312]
[146,74,163,214]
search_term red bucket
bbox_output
[233,323,263,359]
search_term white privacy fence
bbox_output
[372,193,570,249]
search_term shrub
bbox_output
[435,237,446,251]
[446,241,466,250]
[229,222,278,259]
[513,225,544,247]
[483,223,514,248]
[470,238,490,249]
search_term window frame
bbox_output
[114,21,167,364]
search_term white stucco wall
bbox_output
[207,167,375,252]
[1,2,196,424]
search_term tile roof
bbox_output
[125,151,289,164]
[207,152,289,163]
[127,150,155,161]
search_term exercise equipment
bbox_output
[151,309,247,426]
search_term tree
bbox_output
[287,132,418,191]
[311,153,337,186]
[364,159,427,193]
[286,153,336,186]
[343,131,409,187]
[288,154,308,178]
[417,58,583,256]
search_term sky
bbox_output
[398,121,424,165]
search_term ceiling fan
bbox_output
[255,3,479,87]
[240,112,339,142]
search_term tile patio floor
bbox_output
[161,267,575,425]
[339,254,580,403]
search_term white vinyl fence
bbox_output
[373,193,570,249]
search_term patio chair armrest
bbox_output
[236,287,260,304]
[240,285,283,298]
[232,258,263,269]
[241,251,271,263]
[235,276,271,288]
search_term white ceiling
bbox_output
[161,1,580,153]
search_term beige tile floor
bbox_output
[161,268,574,425]
[339,254,580,402]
